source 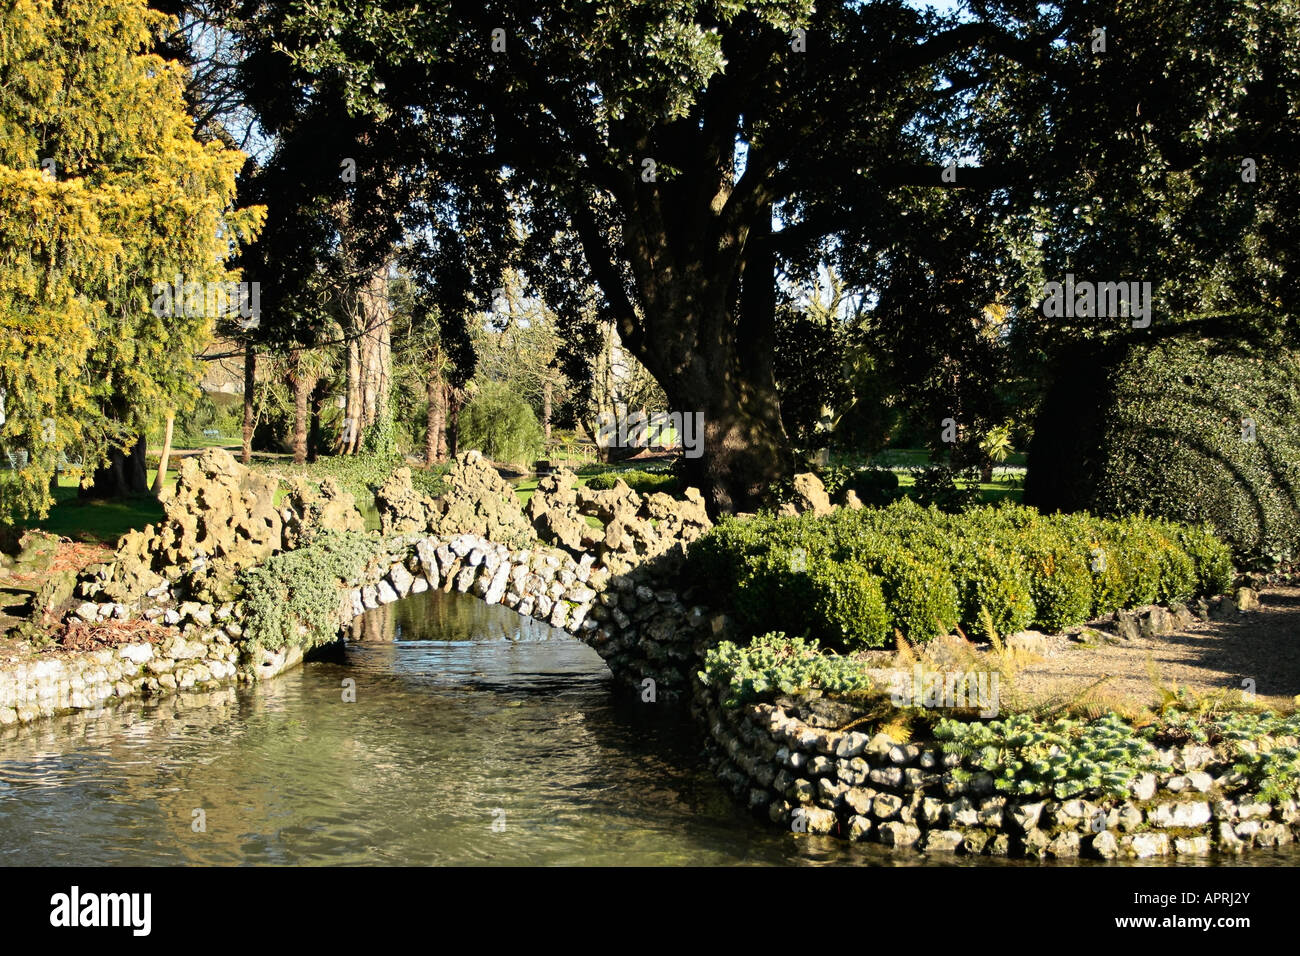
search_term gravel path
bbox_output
[1011,587,1300,712]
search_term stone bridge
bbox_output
[2,448,727,728]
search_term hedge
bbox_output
[1026,320,1300,569]
[688,499,1233,651]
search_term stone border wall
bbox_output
[694,682,1300,858]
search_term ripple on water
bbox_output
[1,588,1296,866]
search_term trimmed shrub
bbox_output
[878,553,961,641]
[1027,322,1300,569]
[806,560,890,649]
[688,499,1234,647]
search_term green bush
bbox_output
[911,463,981,511]
[806,560,890,649]
[1026,321,1300,569]
[688,499,1234,648]
[263,455,447,503]
[459,381,545,465]
[584,468,682,496]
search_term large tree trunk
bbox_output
[446,388,462,458]
[242,345,255,465]
[623,219,793,515]
[339,262,393,454]
[151,411,174,496]
[289,350,310,465]
[426,376,447,467]
[308,378,329,464]
[82,433,149,499]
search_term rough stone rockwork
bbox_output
[695,684,1300,859]
[77,448,364,606]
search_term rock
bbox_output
[871,793,904,820]
[1127,832,1170,858]
[81,449,282,604]
[1174,835,1211,855]
[847,815,872,841]
[1009,802,1044,833]
[1131,773,1158,801]
[1235,587,1260,612]
[281,477,365,548]
[429,451,536,549]
[374,468,439,535]
[790,806,836,835]
[877,822,922,849]
[1047,831,1081,857]
[1139,606,1173,638]
[389,564,415,597]
[790,472,834,516]
[1089,829,1120,859]
[921,829,964,853]
[1150,801,1211,828]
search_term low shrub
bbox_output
[263,455,447,503]
[807,560,890,649]
[688,500,1234,650]
[699,633,873,707]
[583,468,682,496]
[238,530,376,653]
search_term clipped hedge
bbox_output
[689,499,1233,650]
[1026,322,1300,569]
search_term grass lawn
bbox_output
[18,473,175,546]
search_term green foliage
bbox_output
[360,405,398,458]
[911,463,981,511]
[936,713,1170,799]
[1028,328,1300,570]
[1146,710,1300,803]
[584,468,681,496]
[689,500,1234,649]
[0,0,262,522]
[237,530,376,653]
[773,306,851,450]
[818,464,900,506]
[699,633,873,708]
[807,560,890,650]
[264,455,447,504]
[459,380,544,465]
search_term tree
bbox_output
[0,0,261,519]
[263,0,1090,511]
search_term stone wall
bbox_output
[0,622,254,728]
[695,683,1300,859]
